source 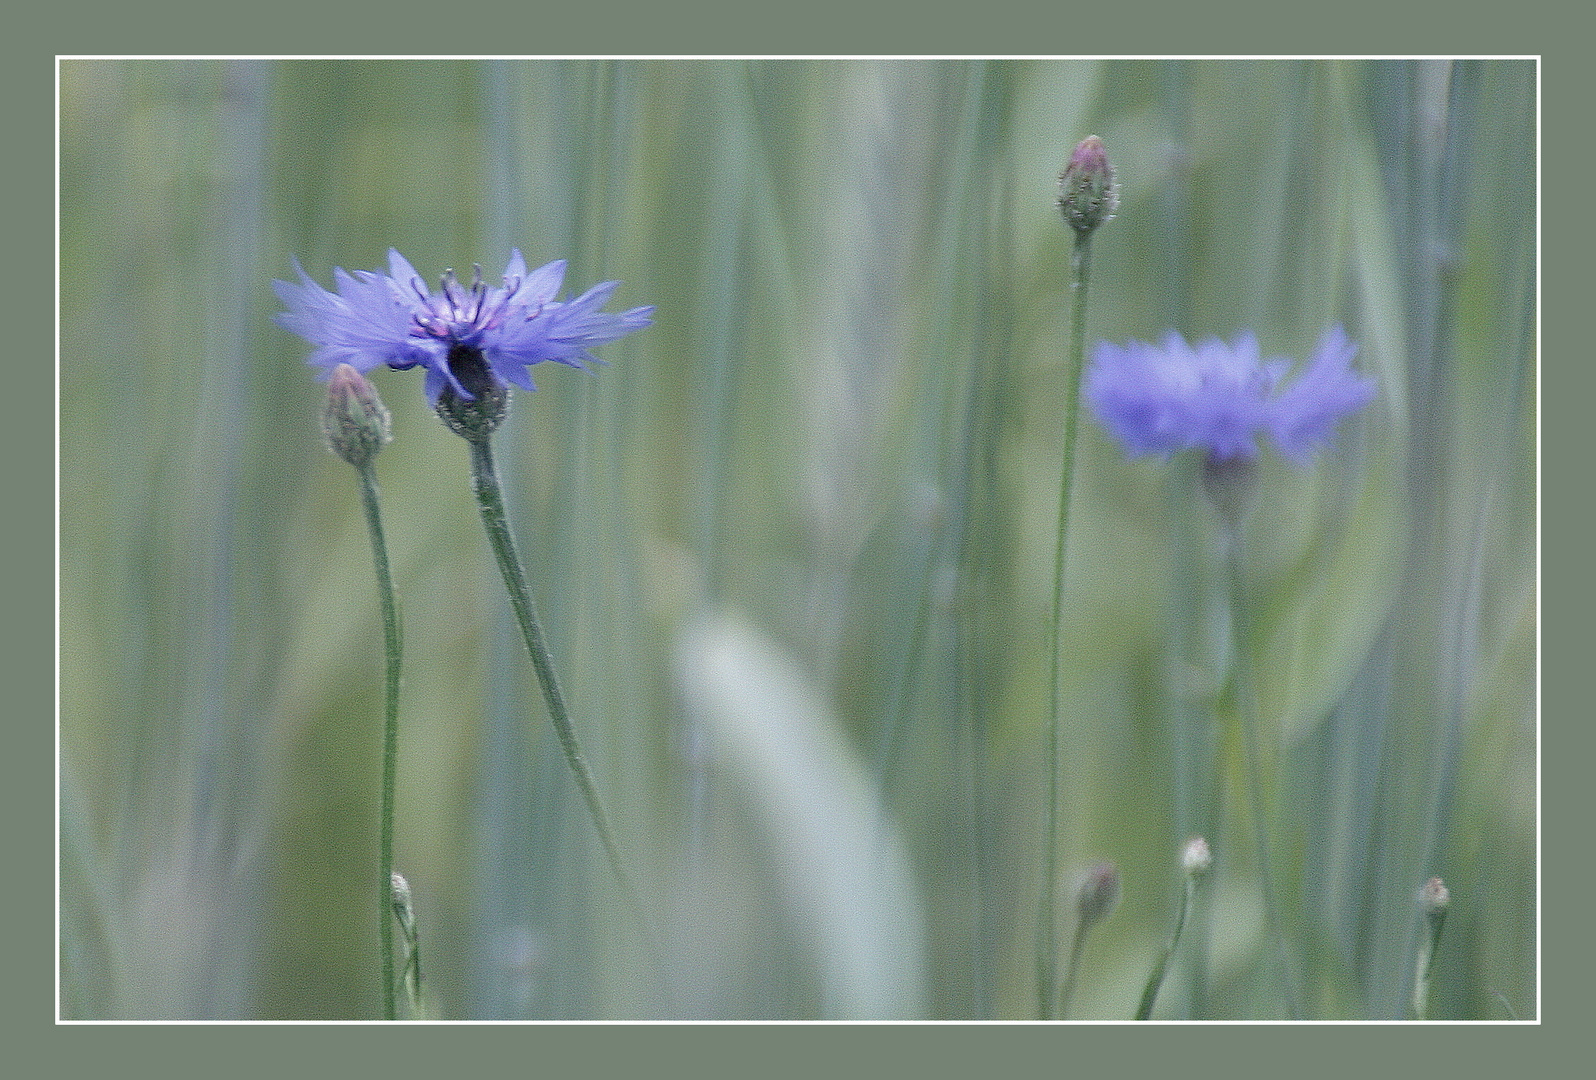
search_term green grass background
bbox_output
[58,57,1535,1020]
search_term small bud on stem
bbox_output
[322,363,392,467]
[1075,861,1122,928]
[1421,876,1450,917]
[1411,876,1451,1019]
[1058,135,1119,235]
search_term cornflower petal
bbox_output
[515,256,568,310]
[503,248,529,284]
[1268,325,1378,463]
[386,248,426,298]
[1085,325,1375,464]
[272,258,438,376]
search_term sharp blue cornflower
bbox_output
[274,249,654,405]
[1085,325,1376,464]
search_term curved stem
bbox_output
[1037,232,1093,1019]
[1055,919,1090,1020]
[356,461,401,1021]
[467,435,628,876]
[1136,877,1196,1020]
[465,434,663,997]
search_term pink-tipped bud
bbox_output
[323,363,392,466]
[1058,135,1119,235]
[1075,861,1122,927]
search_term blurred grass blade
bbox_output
[676,612,926,1019]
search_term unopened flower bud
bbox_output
[1181,836,1212,878]
[1411,876,1450,1018]
[1075,861,1121,927]
[322,363,391,466]
[1420,876,1450,916]
[1058,136,1118,235]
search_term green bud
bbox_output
[1058,135,1119,235]
[322,363,391,467]
[1075,861,1121,927]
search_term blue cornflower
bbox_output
[274,249,653,405]
[1085,325,1376,464]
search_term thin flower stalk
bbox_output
[1136,836,1211,1019]
[1411,877,1450,1019]
[1087,324,1376,1019]
[463,430,668,1001]
[1055,919,1091,1020]
[1039,136,1115,1021]
[1037,233,1090,1019]
[321,364,402,1020]
[357,461,403,1022]
[465,433,630,886]
[1057,861,1120,1019]
[1224,515,1307,1019]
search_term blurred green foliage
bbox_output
[59,58,1535,1020]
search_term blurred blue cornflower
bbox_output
[1085,325,1376,464]
[274,249,653,404]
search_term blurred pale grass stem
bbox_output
[353,461,404,1022]
[1037,228,1094,1020]
[464,433,661,986]
[1410,917,1443,1020]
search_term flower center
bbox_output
[445,342,499,401]
[407,264,528,348]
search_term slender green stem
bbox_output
[465,434,662,993]
[1136,877,1196,1020]
[1055,918,1091,1020]
[355,461,402,1022]
[466,435,628,875]
[1037,231,1093,1020]
[1411,897,1447,1019]
[1224,538,1301,1019]
[1410,939,1434,1019]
